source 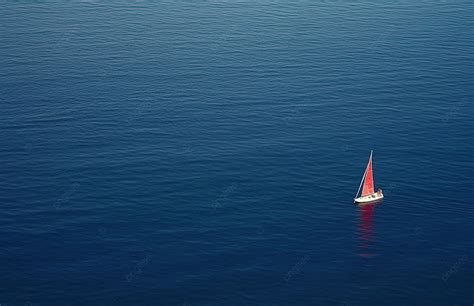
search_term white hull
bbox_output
[354,192,384,204]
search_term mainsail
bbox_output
[361,151,374,196]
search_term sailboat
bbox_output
[354,150,383,204]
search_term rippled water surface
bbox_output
[0,1,472,305]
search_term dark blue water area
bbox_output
[0,1,472,305]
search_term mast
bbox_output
[355,150,373,199]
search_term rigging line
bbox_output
[355,162,369,199]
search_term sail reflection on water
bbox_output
[357,203,378,258]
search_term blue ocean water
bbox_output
[0,1,472,305]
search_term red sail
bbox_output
[361,154,374,196]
